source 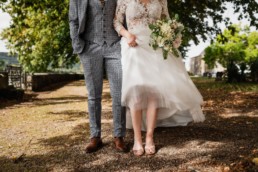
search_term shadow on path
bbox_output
[1,113,257,171]
[1,80,258,171]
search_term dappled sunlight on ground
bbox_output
[0,79,258,171]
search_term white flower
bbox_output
[164,45,170,51]
[160,23,171,35]
[164,31,173,39]
[157,36,165,47]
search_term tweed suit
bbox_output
[69,0,126,138]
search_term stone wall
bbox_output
[0,72,8,89]
[31,73,84,91]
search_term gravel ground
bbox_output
[0,79,258,172]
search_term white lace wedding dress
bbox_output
[114,0,205,130]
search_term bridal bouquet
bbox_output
[149,15,184,59]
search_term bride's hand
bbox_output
[127,33,138,47]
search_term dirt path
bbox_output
[0,80,258,172]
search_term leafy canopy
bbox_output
[204,25,258,68]
[0,0,258,72]
[203,24,258,82]
[0,0,77,72]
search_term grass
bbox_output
[192,77,258,92]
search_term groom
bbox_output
[69,0,126,153]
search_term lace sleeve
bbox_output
[114,0,127,35]
[160,0,170,19]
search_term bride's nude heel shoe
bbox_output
[145,145,156,155]
[133,147,144,156]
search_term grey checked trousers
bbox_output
[79,40,126,138]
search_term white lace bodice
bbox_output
[114,0,170,34]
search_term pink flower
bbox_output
[173,36,182,48]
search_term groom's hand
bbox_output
[127,33,138,47]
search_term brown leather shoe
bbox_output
[114,137,127,152]
[85,137,103,153]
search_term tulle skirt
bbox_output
[121,27,205,130]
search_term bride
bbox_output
[114,0,205,156]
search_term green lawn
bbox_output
[192,77,258,92]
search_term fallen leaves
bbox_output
[229,158,258,171]
[13,153,26,164]
[0,79,258,171]
[253,158,258,166]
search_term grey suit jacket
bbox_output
[69,0,88,54]
[69,0,120,54]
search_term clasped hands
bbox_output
[127,33,138,47]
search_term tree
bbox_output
[0,59,5,71]
[0,0,77,72]
[246,32,258,81]
[0,0,258,72]
[203,25,258,82]
[168,0,258,45]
